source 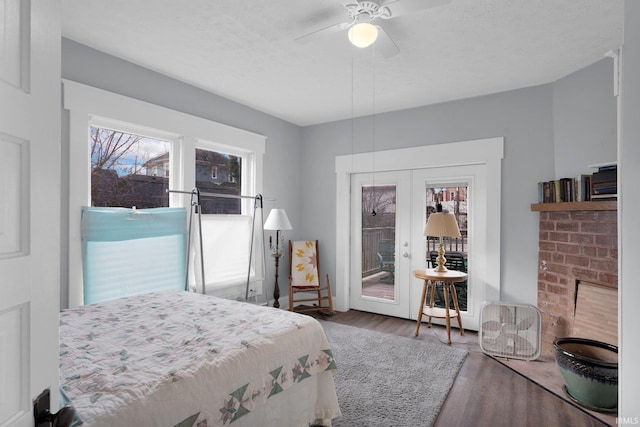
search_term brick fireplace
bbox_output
[534,204,618,356]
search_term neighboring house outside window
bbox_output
[144,153,170,177]
[195,148,242,214]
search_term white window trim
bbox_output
[64,79,266,307]
[335,137,504,315]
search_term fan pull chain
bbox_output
[371,42,377,216]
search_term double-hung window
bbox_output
[64,80,265,307]
[189,142,262,298]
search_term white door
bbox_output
[350,171,412,318]
[410,165,487,331]
[0,1,61,425]
[349,165,488,331]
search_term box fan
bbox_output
[479,302,541,360]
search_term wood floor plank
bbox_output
[315,309,610,427]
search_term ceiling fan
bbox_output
[295,0,452,58]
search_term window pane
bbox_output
[90,126,170,208]
[196,148,242,214]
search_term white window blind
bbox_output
[192,214,257,291]
[81,207,187,305]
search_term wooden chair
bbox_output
[428,250,466,272]
[377,239,395,282]
[288,240,334,315]
[428,250,468,311]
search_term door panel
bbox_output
[350,171,411,318]
[0,1,61,425]
[0,135,28,257]
[411,165,487,330]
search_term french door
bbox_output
[349,171,412,317]
[349,164,487,330]
[337,139,503,330]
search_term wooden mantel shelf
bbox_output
[531,201,617,212]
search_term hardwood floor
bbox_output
[313,309,610,427]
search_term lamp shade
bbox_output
[264,208,292,231]
[348,22,378,48]
[424,212,461,238]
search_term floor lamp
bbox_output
[264,208,292,308]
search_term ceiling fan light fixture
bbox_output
[348,22,378,48]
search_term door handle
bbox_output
[34,389,76,427]
[38,406,76,427]
[402,251,409,258]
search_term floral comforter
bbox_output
[59,290,341,426]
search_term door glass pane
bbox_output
[361,184,396,300]
[425,184,469,311]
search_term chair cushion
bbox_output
[291,241,319,287]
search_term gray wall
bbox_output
[61,38,616,310]
[553,58,617,177]
[300,58,614,306]
[302,87,555,306]
[621,0,640,416]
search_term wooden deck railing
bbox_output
[362,228,468,275]
[426,230,468,254]
[362,228,395,276]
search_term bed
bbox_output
[59,290,341,426]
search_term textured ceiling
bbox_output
[61,0,624,127]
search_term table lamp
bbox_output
[424,211,461,272]
[264,208,292,308]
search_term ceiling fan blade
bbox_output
[295,21,352,43]
[335,0,360,7]
[380,0,452,19]
[374,25,399,58]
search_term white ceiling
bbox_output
[61,0,624,127]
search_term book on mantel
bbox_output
[575,174,592,202]
[589,162,617,200]
[536,162,616,204]
[537,177,585,203]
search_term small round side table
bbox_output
[414,268,467,345]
